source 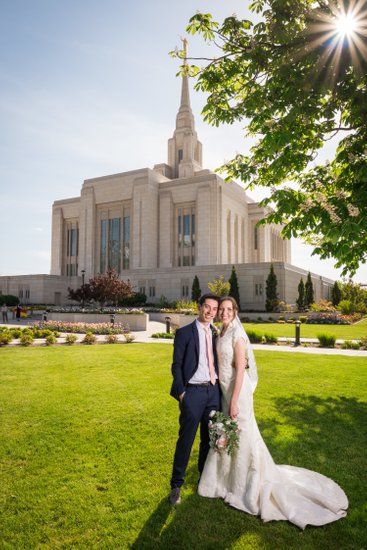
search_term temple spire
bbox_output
[167,37,203,178]
[179,37,190,111]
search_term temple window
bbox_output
[176,204,195,267]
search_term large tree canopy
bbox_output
[176,0,367,276]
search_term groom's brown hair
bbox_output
[198,293,220,307]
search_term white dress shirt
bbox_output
[188,320,217,384]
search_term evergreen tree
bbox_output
[228,265,240,309]
[331,281,342,307]
[265,264,278,312]
[305,272,315,308]
[191,275,201,302]
[296,278,305,311]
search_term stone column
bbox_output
[79,186,96,278]
[50,206,64,275]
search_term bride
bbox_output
[198,296,348,529]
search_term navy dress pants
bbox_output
[171,383,220,489]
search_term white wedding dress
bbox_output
[198,320,348,529]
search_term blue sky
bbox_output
[1,0,366,284]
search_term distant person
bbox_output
[15,304,22,321]
[1,303,9,323]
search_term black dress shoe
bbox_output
[169,487,181,505]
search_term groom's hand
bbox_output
[179,392,185,402]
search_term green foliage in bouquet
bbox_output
[208,410,240,456]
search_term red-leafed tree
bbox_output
[68,283,93,305]
[89,269,134,306]
[68,269,134,306]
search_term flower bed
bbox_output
[46,312,147,331]
[35,321,130,335]
[306,312,363,325]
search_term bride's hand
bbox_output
[230,400,239,420]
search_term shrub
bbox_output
[299,316,308,323]
[264,333,277,344]
[151,332,175,339]
[360,337,367,350]
[83,332,97,345]
[306,312,349,325]
[120,292,147,307]
[317,333,336,348]
[208,275,230,297]
[337,300,356,315]
[0,294,19,306]
[124,333,135,343]
[65,333,78,345]
[310,300,336,312]
[174,300,198,313]
[9,328,22,338]
[105,333,119,344]
[32,328,59,339]
[45,333,58,346]
[158,295,171,308]
[0,332,13,346]
[355,301,367,314]
[246,330,263,343]
[19,332,34,346]
[341,340,360,350]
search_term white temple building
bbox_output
[0,73,333,309]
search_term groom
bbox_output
[169,293,221,505]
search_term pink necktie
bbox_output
[204,326,216,385]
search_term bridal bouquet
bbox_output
[208,410,240,456]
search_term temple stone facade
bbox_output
[0,74,333,309]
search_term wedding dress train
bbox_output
[198,320,348,529]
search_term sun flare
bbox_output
[334,11,359,37]
[303,0,367,81]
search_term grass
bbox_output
[0,345,366,549]
[244,316,367,340]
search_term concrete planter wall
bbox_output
[148,312,196,328]
[150,311,307,326]
[47,312,148,331]
[239,312,304,321]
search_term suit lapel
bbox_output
[210,325,219,372]
[192,321,199,358]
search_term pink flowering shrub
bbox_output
[305,312,362,325]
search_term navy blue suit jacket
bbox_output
[170,321,219,401]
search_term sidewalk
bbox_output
[1,320,367,355]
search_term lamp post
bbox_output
[294,320,301,347]
[81,269,86,309]
[165,316,171,334]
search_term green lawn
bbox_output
[244,316,367,339]
[0,345,366,549]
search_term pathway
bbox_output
[1,319,367,356]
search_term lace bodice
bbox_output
[217,323,245,385]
